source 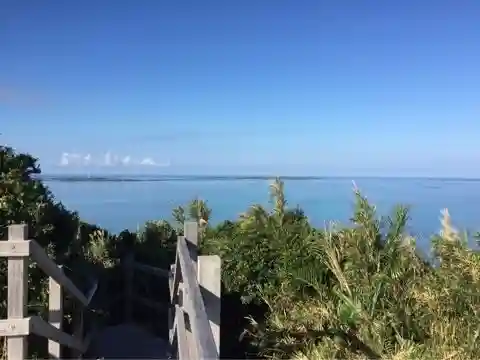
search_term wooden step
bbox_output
[87,323,171,359]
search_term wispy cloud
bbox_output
[121,156,131,165]
[60,152,82,166]
[104,152,114,166]
[84,154,91,165]
[139,157,156,166]
[139,157,170,166]
[60,153,70,166]
[59,152,170,167]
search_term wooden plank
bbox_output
[183,222,199,358]
[177,236,219,360]
[85,279,99,304]
[169,263,176,295]
[30,316,84,351]
[182,278,197,359]
[30,240,88,306]
[169,316,178,357]
[168,262,177,338]
[0,240,31,257]
[133,262,169,278]
[198,255,221,354]
[7,224,29,360]
[175,305,190,360]
[170,253,181,302]
[169,251,184,344]
[169,306,177,345]
[169,282,185,346]
[0,319,30,336]
[48,267,64,359]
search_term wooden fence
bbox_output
[0,221,221,360]
[124,221,221,360]
[0,224,98,359]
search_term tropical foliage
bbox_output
[1,145,479,359]
[197,181,480,360]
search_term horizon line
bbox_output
[37,174,480,182]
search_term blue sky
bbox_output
[1,0,479,176]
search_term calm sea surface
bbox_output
[45,177,480,252]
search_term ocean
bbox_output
[44,176,480,253]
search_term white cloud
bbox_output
[121,156,131,165]
[104,152,119,166]
[83,154,91,165]
[59,152,82,166]
[59,152,169,167]
[138,157,170,167]
[140,157,157,166]
[104,152,111,166]
[60,153,70,166]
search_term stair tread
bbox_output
[87,323,171,359]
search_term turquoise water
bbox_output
[45,177,480,252]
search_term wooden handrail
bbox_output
[175,236,218,359]
[2,221,221,360]
[0,316,85,351]
[124,221,221,360]
[30,240,89,306]
[1,224,99,359]
[0,229,97,307]
[85,280,99,305]
[170,305,189,359]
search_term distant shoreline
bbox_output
[38,174,326,182]
[37,174,480,182]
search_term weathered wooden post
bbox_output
[7,224,28,360]
[198,255,221,354]
[184,222,198,266]
[123,253,134,322]
[185,222,222,357]
[168,221,221,359]
[48,266,64,359]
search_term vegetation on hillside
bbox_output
[1,145,479,359]
[0,145,118,358]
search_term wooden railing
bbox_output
[0,224,98,359]
[1,222,221,360]
[124,221,221,360]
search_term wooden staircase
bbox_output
[0,222,221,359]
